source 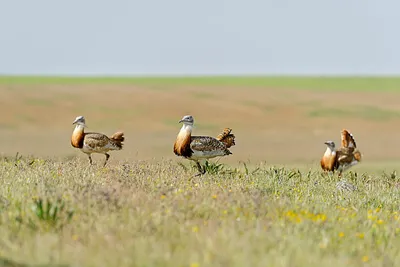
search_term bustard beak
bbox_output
[72,118,86,127]
[324,141,334,147]
[179,119,184,123]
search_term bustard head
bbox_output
[72,116,87,127]
[324,140,336,150]
[179,115,194,126]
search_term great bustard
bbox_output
[71,116,125,166]
[173,115,236,175]
[321,129,362,175]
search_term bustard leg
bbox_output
[193,161,206,177]
[104,153,110,166]
[88,154,93,165]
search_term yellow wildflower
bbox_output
[356,233,364,239]
[313,214,327,223]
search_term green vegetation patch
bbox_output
[1,76,400,92]
[23,97,54,107]
[309,105,400,121]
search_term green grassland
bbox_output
[0,157,399,267]
[2,76,400,91]
[1,76,400,266]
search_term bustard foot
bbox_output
[88,155,93,165]
[192,172,203,178]
[104,153,110,167]
[193,161,206,177]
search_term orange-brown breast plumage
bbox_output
[320,154,337,171]
[173,130,193,158]
[71,128,85,148]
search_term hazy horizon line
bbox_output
[1,73,400,78]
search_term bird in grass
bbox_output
[173,115,236,175]
[71,116,125,166]
[321,129,362,175]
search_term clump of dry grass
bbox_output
[0,156,399,267]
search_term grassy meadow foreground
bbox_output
[0,157,400,267]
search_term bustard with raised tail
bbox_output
[71,116,125,166]
[321,129,362,175]
[173,115,236,175]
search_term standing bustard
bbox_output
[173,115,235,175]
[71,116,125,166]
[321,129,362,175]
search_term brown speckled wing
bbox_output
[337,149,354,164]
[84,133,110,149]
[190,136,228,152]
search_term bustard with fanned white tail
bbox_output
[71,116,125,166]
[321,129,362,175]
[173,115,235,175]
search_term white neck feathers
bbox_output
[324,146,336,157]
[73,124,85,133]
[179,124,193,134]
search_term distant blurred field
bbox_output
[1,76,400,172]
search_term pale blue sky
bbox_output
[0,0,399,75]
